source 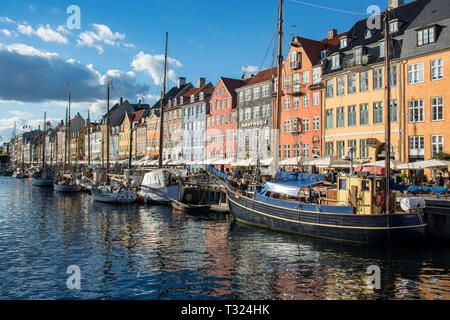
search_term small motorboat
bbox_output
[13,172,27,179]
[170,198,210,215]
[54,175,82,193]
[32,168,53,187]
[92,184,137,204]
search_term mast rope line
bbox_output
[289,0,369,16]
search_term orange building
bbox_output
[279,31,343,164]
[146,114,160,159]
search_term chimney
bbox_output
[177,77,186,88]
[388,0,404,8]
[328,29,337,40]
[197,77,206,88]
[120,97,123,104]
[138,99,141,105]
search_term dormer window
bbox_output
[389,20,399,33]
[340,36,349,49]
[320,49,329,60]
[190,95,195,103]
[289,51,300,69]
[331,54,340,69]
[168,100,172,107]
[173,99,177,106]
[199,92,204,100]
[379,41,385,58]
[365,30,372,39]
[417,26,436,46]
[179,96,184,104]
[354,48,362,65]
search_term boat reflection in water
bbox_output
[0,177,448,300]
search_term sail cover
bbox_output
[263,180,320,197]
[141,170,167,189]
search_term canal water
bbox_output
[0,177,448,300]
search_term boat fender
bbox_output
[374,192,385,207]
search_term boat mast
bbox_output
[272,0,283,177]
[87,110,91,167]
[42,112,46,168]
[158,32,168,169]
[384,9,392,214]
[65,107,68,173]
[106,79,111,175]
[68,93,71,171]
[128,113,133,169]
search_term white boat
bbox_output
[139,169,180,204]
[32,178,54,187]
[13,173,27,179]
[54,183,82,192]
[92,186,137,204]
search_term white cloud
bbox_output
[35,24,68,44]
[9,110,33,118]
[0,43,58,58]
[17,24,33,36]
[17,23,68,44]
[131,51,183,85]
[76,24,127,54]
[241,65,259,73]
[0,17,15,24]
[1,29,12,37]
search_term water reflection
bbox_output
[0,177,448,300]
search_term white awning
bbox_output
[397,160,450,170]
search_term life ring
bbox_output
[375,192,385,207]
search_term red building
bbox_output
[206,77,243,171]
[279,31,343,165]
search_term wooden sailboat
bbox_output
[32,112,54,187]
[92,79,137,204]
[54,92,81,192]
[224,2,426,245]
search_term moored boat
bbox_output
[139,169,180,204]
[92,186,137,204]
[225,173,426,246]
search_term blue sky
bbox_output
[0,0,396,143]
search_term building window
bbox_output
[262,104,271,117]
[284,120,290,133]
[408,99,424,123]
[373,69,383,90]
[313,117,320,131]
[360,139,369,159]
[379,41,385,58]
[245,108,252,120]
[326,80,334,98]
[262,85,270,97]
[408,63,424,84]
[348,140,357,158]
[340,37,347,48]
[337,77,345,96]
[360,72,369,92]
[238,91,244,103]
[293,144,300,157]
[284,76,290,89]
[389,20,398,33]
[312,92,320,106]
[360,104,369,125]
[431,59,444,81]
[284,144,291,159]
[302,71,310,84]
[348,105,357,127]
[284,98,290,110]
[409,136,425,157]
[331,55,340,69]
[302,118,310,132]
[290,51,300,68]
[390,65,398,87]
[302,94,309,107]
[326,142,334,156]
[253,106,260,119]
[293,73,300,85]
[348,74,357,94]
[302,143,310,158]
[337,141,345,158]
[417,27,436,46]
[354,49,362,65]
[373,102,383,124]
[245,90,252,101]
[337,107,345,128]
[253,87,261,100]
[432,135,444,157]
[390,100,398,123]
[312,67,321,84]
[431,97,444,121]
[293,97,300,109]
[326,110,334,129]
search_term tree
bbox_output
[433,153,450,161]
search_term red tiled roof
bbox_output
[129,109,148,124]
[241,67,277,87]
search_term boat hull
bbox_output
[139,185,179,205]
[32,179,54,187]
[54,183,82,193]
[226,189,426,246]
[92,190,137,204]
[13,174,27,179]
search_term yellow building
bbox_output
[118,110,149,160]
[146,114,160,159]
